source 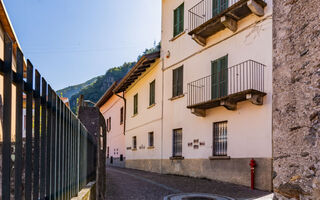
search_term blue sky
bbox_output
[4,0,161,90]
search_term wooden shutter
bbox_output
[174,7,179,36]
[213,0,229,16]
[212,55,228,99]
[174,3,184,37]
[134,94,138,115]
[173,69,177,97]
[219,55,228,97]
[177,66,183,96]
[211,60,219,99]
[149,80,155,105]
[173,66,183,97]
[178,4,184,34]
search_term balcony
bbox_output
[188,0,267,46]
[187,60,266,117]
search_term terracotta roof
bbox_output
[95,82,118,108]
[113,51,160,93]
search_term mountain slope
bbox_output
[59,42,161,112]
[57,76,100,99]
[69,62,135,111]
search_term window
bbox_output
[132,136,137,149]
[174,3,184,37]
[106,118,109,132]
[149,80,155,106]
[172,66,183,97]
[133,94,138,115]
[172,129,182,157]
[211,55,228,99]
[108,117,111,131]
[120,107,124,124]
[148,132,154,147]
[213,121,227,156]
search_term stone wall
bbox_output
[273,0,320,199]
[126,158,272,191]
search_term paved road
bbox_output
[106,166,271,200]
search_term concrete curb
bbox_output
[71,181,96,200]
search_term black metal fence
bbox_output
[187,60,265,107]
[0,33,97,199]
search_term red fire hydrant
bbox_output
[249,158,256,190]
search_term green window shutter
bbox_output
[178,3,184,34]
[211,60,219,99]
[149,80,155,105]
[212,0,229,16]
[211,55,228,99]
[173,66,183,97]
[134,94,138,115]
[220,55,228,97]
[174,8,178,37]
[173,3,184,37]
[173,69,177,97]
[177,66,183,96]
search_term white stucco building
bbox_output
[96,83,126,167]
[113,0,273,191]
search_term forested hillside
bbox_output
[58,42,160,112]
[57,76,100,99]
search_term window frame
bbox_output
[173,3,184,37]
[172,128,183,157]
[120,107,124,124]
[132,136,137,149]
[133,93,138,115]
[172,66,184,97]
[148,132,154,147]
[213,121,228,156]
[149,80,156,106]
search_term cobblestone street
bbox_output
[106,167,272,200]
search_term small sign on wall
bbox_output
[188,139,205,149]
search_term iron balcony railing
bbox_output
[188,0,264,32]
[187,60,265,107]
[0,33,97,199]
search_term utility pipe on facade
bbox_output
[160,53,165,174]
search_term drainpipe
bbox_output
[160,55,165,174]
[115,92,126,135]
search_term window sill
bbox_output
[170,156,184,160]
[147,146,155,149]
[131,113,138,118]
[169,94,185,101]
[209,156,230,160]
[147,103,156,109]
[170,30,186,42]
[132,148,137,151]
